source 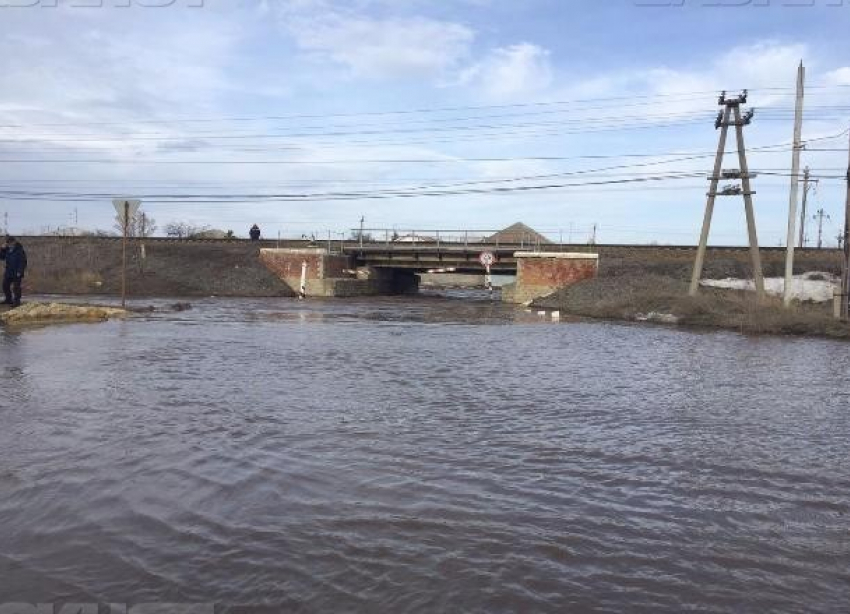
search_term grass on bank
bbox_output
[533,274,850,340]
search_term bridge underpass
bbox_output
[259,241,600,303]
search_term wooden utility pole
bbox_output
[121,201,129,308]
[112,198,140,309]
[841,129,850,321]
[691,102,731,296]
[733,104,765,298]
[783,62,805,307]
[814,208,829,249]
[798,167,818,248]
[691,90,764,299]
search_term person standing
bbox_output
[0,236,27,306]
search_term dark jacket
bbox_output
[0,243,27,278]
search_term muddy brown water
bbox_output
[1,293,849,613]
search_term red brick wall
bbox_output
[259,251,324,281]
[259,249,354,284]
[518,258,598,287]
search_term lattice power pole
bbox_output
[689,90,765,299]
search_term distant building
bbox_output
[392,232,436,243]
[487,223,552,246]
[192,229,230,239]
[45,226,89,237]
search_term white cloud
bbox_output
[534,41,808,123]
[823,66,850,86]
[457,43,553,101]
[278,2,475,80]
[0,7,243,122]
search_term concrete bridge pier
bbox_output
[259,248,419,297]
[502,252,599,304]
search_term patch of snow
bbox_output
[701,273,839,303]
[635,312,680,324]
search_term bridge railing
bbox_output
[349,229,570,251]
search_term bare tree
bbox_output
[349,230,373,242]
[114,210,157,238]
[138,213,157,238]
[165,221,210,239]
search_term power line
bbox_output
[0,169,810,204]
[0,139,800,165]
[0,88,798,130]
[3,106,847,144]
[4,84,850,131]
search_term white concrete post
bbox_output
[299,261,307,299]
[784,62,806,307]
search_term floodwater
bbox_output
[1,293,849,613]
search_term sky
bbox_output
[2,0,850,245]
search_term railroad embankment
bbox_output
[20,237,295,297]
[15,236,846,302]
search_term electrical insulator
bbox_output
[715,111,724,130]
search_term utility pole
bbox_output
[783,62,805,307]
[112,199,140,309]
[798,167,818,247]
[841,129,850,321]
[359,215,365,250]
[690,90,764,299]
[121,201,129,308]
[813,208,829,249]
[590,223,597,245]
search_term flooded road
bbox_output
[1,294,849,613]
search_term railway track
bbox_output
[16,235,842,255]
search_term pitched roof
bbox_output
[487,222,551,245]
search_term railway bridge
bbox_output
[260,235,601,303]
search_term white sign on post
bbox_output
[479,251,496,268]
[479,252,496,296]
[112,199,142,226]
